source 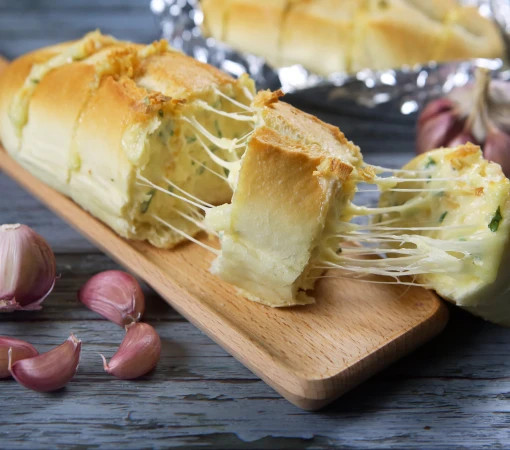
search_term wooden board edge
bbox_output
[0,56,8,75]
[272,298,449,410]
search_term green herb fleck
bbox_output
[191,160,196,166]
[224,168,230,178]
[459,237,466,241]
[158,131,163,138]
[158,109,164,118]
[489,206,502,232]
[209,145,218,153]
[214,120,222,138]
[212,99,222,109]
[435,190,445,197]
[427,175,432,183]
[336,247,343,254]
[31,78,40,84]
[439,211,448,223]
[140,189,156,213]
[425,157,436,169]
[197,165,206,175]
[110,178,115,182]
[143,96,150,106]
[167,185,173,193]
[186,136,197,144]
[169,128,174,136]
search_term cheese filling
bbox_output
[315,145,510,301]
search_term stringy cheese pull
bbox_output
[205,91,364,307]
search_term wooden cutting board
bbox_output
[0,57,448,410]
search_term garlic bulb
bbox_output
[0,224,56,312]
[9,334,81,392]
[101,322,161,380]
[0,336,38,378]
[77,270,145,326]
[416,68,510,175]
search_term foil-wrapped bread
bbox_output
[0,31,255,248]
[201,0,505,75]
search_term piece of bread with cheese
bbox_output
[201,0,504,75]
[377,145,510,326]
[205,90,365,307]
[0,31,255,248]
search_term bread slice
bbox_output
[205,91,364,306]
[0,32,255,248]
[376,145,510,325]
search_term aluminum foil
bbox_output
[150,0,510,115]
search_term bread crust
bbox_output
[254,90,361,178]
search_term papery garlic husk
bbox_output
[0,336,38,378]
[484,126,510,176]
[416,67,510,176]
[0,224,56,312]
[77,270,145,326]
[101,322,161,380]
[9,334,81,392]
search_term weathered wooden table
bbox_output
[1,2,510,449]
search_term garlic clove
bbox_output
[484,127,510,176]
[418,98,454,127]
[447,130,477,148]
[0,336,38,379]
[416,110,459,154]
[77,270,145,327]
[9,334,81,392]
[0,224,56,312]
[101,322,161,380]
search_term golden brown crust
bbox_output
[135,50,236,100]
[237,127,328,225]
[253,91,360,177]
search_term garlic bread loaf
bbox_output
[0,31,255,248]
[201,0,504,75]
[205,90,364,306]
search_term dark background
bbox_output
[0,1,509,449]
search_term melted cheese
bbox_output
[368,145,510,324]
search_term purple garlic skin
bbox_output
[0,224,56,312]
[9,334,81,392]
[416,67,510,176]
[484,127,510,176]
[0,336,38,378]
[78,270,145,327]
[101,322,161,380]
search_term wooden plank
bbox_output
[0,149,448,410]
[0,318,509,448]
